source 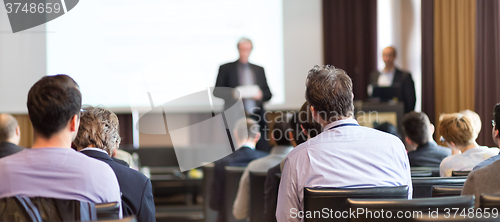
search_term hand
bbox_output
[253,89,263,100]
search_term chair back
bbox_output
[347,195,474,222]
[480,193,500,209]
[431,185,463,197]
[225,166,246,222]
[411,167,440,177]
[412,176,467,198]
[303,186,408,222]
[249,171,267,222]
[411,171,433,177]
[95,202,120,220]
[451,171,471,177]
[202,163,217,222]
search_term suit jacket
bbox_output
[209,146,268,222]
[263,164,280,222]
[0,142,23,158]
[462,159,500,207]
[80,150,155,222]
[370,68,416,113]
[407,141,451,167]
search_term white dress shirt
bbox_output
[378,68,396,87]
[440,146,499,177]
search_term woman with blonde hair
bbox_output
[439,113,499,177]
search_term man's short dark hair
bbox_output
[272,120,292,146]
[402,111,431,146]
[298,102,323,138]
[494,103,500,131]
[305,65,354,122]
[27,75,82,138]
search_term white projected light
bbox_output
[46,0,284,111]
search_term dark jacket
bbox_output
[209,146,268,222]
[0,142,23,158]
[407,141,451,167]
[370,68,416,113]
[80,150,155,222]
[263,164,281,222]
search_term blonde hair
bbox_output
[439,113,474,147]
[459,110,481,140]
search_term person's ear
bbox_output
[495,129,499,139]
[15,126,20,136]
[253,132,261,143]
[288,130,297,147]
[70,114,79,132]
[405,137,413,146]
[430,124,435,135]
[310,106,324,124]
[300,125,308,137]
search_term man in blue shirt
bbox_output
[276,65,412,222]
[0,75,122,217]
[472,103,500,170]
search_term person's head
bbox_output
[73,106,121,156]
[237,38,253,64]
[382,46,397,67]
[374,122,400,139]
[459,110,481,140]
[439,113,474,148]
[27,75,82,142]
[272,120,292,146]
[402,111,434,147]
[298,102,323,138]
[0,114,21,145]
[233,117,260,146]
[305,65,354,124]
[492,103,500,146]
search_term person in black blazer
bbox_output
[214,38,272,152]
[402,111,451,167]
[369,47,416,113]
[73,107,155,222]
[209,118,267,222]
[0,114,23,158]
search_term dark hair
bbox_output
[27,75,82,138]
[305,65,354,122]
[374,122,400,139]
[298,102,323,138]
[402,111,431,145]
[494,103,500,131]
[289,111,307,145]
[272,120,292,146]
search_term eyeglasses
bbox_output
[492,120,496,127]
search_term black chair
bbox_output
[412,176,467,198]
[452,171,471,177]
[480,193,500,209]
[431,185,463,197]
[224,166,246,222]
[411,167,440,177]
[97,216,137,222]
[347,195,474,222]
[250,171,267,222]
[95,202,120,220]
[411,171,433,177]
[202,163,217,222]
[303,186,408,222]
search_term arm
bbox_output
[233,168,250,219]
[137,179,156,222]
[276,158,299,222]
[264,165,280,222]
[402,73,416,113]
[461,172,478,208]
[259,67,272,102]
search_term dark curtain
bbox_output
[323,0,377,101]
[475,0,500,147]
[117,114,133,146]
[421,0,436,125]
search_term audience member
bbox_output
[439,113,499,177]
[233,119,294,220]
[263,102,322,222]
[473,104,500,170]
[73,106,155,222]
[276,65,412,221]
[0,113,23,158]
[114,148,138,170]
[402,111,451,167]
[456,109,487,155]
[209,118,268,222]
[374,121,400,139]
[462,103,500,207]
[0,75,121,216]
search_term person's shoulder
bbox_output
[471,158,500,177]
[110,160,149,182]
[430,143,452,155]
[220,61,238,68]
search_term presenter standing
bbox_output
[214,38,272,152]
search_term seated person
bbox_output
[209,118,268,222]
[0,75,121,216]
[73,106,155,221]
[473,104,500,170]
[0,113,23,158]
[263,101,322,222]
[439,113,499,177]
[459,109,489,155]
[233,119,294,220]
[374,121,400,140]
[276,65,412,222]
[462,103,500,207]
[402,111,451,167]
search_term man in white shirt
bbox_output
[276,65,412,222]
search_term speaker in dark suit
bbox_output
[214,38,272,152]
[0,142,23,158]
[81,149,155,222]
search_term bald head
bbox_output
[0,114,20,144]
[382,46,397,69]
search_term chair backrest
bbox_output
[480,193,500,209]
[411,167,440,177]
[95,202,120,220]
[303,186,408,222]
[96,216,138,222]
[347,195,474,222]
[451,171,471,177]
[412,176,467,198]
[224,166,246,222]
[431,185,463,197]
[411,171,433,177]
[249,171,267,222]
[202,163,217,222]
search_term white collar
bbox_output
[241,142,256,150]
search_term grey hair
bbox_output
[237,37,253,49]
